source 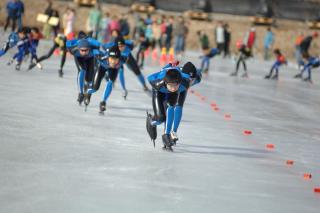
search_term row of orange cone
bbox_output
[189,88,320,195]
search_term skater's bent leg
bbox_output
[173,106,183,132]
[119,67,126,91]
[102,80,113,102]
[152,90,166,125]
[165,106,174,134]
[78,70,85,94]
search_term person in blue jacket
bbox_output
[103,36,149,99]
[200,47,220,74]
[4,0,19,32]
[87,46,122,113]
[294,52,320,83]
[16,0,24,30]
[7,27,29,70]
[67,35,101,106]
[0,31,20,57]
[146,63,191,150]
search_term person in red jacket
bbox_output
[264,49,287,80]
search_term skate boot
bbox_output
[230,71,238,76]
[271,74,278,80]
[99,101,106,113]
[28,62,36,70]
[7,59,13,66]
[170,131,178,145]
[84,93,91,106]
[303,77,312,83]
[122,89,128,100]
[294,73,302,78]
[146,112,157,147]
[77,93,84,105]
[264,75,271,79]
[162,134,173,151]
[15,63,21,71]
[58,69,64,78]
[241,72,248,78]
[143,84,149,92]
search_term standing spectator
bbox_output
[159,15,167,48]
[107,15,121,39]
[50,9,60,37]
[244,27,256,50]
[197,30,209,50]
[294,32,304,69]
[4,0,19,32]
[63,7,75,38]
[165,16,174,51]
[43,0,53,39]
[98,12,110,43]
[87,4,102,39]
[119,14,130,39]
[152,17,162,50]
[223,23,231,58]
[173,16,188,58]
[263,27,274,60]
[16,0,24,30]
[215,21,225,54]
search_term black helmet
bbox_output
[78,31,87,39]
[115,36,125,46]
[108,46,121,58]
[164,69,182,84]
[182,62,197,79]
[77,39,90,49]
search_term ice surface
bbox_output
[0,34,319,213]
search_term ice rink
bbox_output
[0,36,319,213]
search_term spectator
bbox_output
[43,0,53,39]
[165,16,174,51]
[99,12,110,43]
[223,23,231,58]
[87,3,102,39]
[215,21,225,54]
[197,30,209,50]
[244,27,256,50]
[263,27,274,60]
[108,15,121,39]
[119,14,130,39]
[63,7,75,38]
[294,32,304,69]
[152,17,162,50]
[16,0,24,30]
[174,16,188,57]
[4,0,19,32]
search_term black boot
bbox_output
[84,93,91,106]
[28,62,36,70]
[77,93,84,105]
[294,73,302,78]
[264,75,271,79]
[230,71,237,76]
[58,69,63,78]
[15,63,21,71]
[162,134,173,150]
[303,77,312,83]
[99,101,106,113]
